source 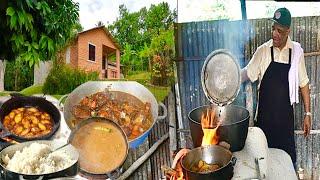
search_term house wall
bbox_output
[58,41,78,68]
[77,28,119,78]
[70,42,78,68]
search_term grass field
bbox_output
[126,71,171,102]
[1,71,171,102]
[1,85,63,100]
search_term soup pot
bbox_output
[62,81,167,149]
[69,117,129,179]
[188,104,249,152]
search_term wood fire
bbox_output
[201,107,220,146]
[165,107,221,180]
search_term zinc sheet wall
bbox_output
[175,16,320,179]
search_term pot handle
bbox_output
[58,94,69,111]
[0,129,11,138]
[10,93,25,98]
[157,102,167,121]
[231,157,237,166]
[19,175,44,180]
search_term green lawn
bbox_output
[1,85,63,101]
[20,85,43,95]
[0,91,9,96]
[1,71,171,102]
[126,71,171,102]
[126,71,151,80]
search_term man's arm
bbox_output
[300,84,311,137]
[241,46,263,84]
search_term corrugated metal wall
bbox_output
[175,16,320,179]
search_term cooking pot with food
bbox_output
[181,144,236,180]
[69,117,128,179]
[0,94,61,142]
[0,140,79,180]
[189,49,249,152]
[62,81,167,148]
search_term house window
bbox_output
[65,47,70,64]
[88,43,96,61]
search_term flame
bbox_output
[166,107,221,180]
[176,164,184,180]
[201,107,220,146]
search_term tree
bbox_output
[0,0,80,65]
[108,5,144,52]
[107,2,176,77]
[0,0,80,91]
[149,28,175,86]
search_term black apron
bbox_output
[256,47,296,164]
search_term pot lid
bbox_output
[201,49,241,106]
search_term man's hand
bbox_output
[303,115,311,137]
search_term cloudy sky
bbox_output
[74,0,320,30]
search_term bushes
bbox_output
[4,60,34,91]
[43,64,99,95]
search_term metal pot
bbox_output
[0,94,61,141]
[0,140,79,180]
[62,81,167,149]
[181,145,236,180]
[188,104,249,152]
[68,117,128,179]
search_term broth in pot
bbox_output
[70,119,128,174]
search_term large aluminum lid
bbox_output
[201,49,241,106]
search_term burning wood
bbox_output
[201,107,220,146]
[163,148,190,180]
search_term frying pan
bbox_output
[0,94,61,142]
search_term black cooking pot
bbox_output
[0,140,79,180]
[188,104,249,152]
[0,94,61,141]
[181,145,236,180]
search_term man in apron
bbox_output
[241,8,311,164]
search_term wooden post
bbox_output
[0,60,5,91]
[168,91,177,160]
[117,133,169,180]
[116,49,121,79]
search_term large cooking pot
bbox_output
[69,117,128,179]
[188,104,249,152]
[0,94,61,141]
[62,81,167,149]
[181,145,236,180]
[0,140,79,180]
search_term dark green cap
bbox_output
[271,7,291,28]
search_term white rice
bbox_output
[3,143,75,174]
